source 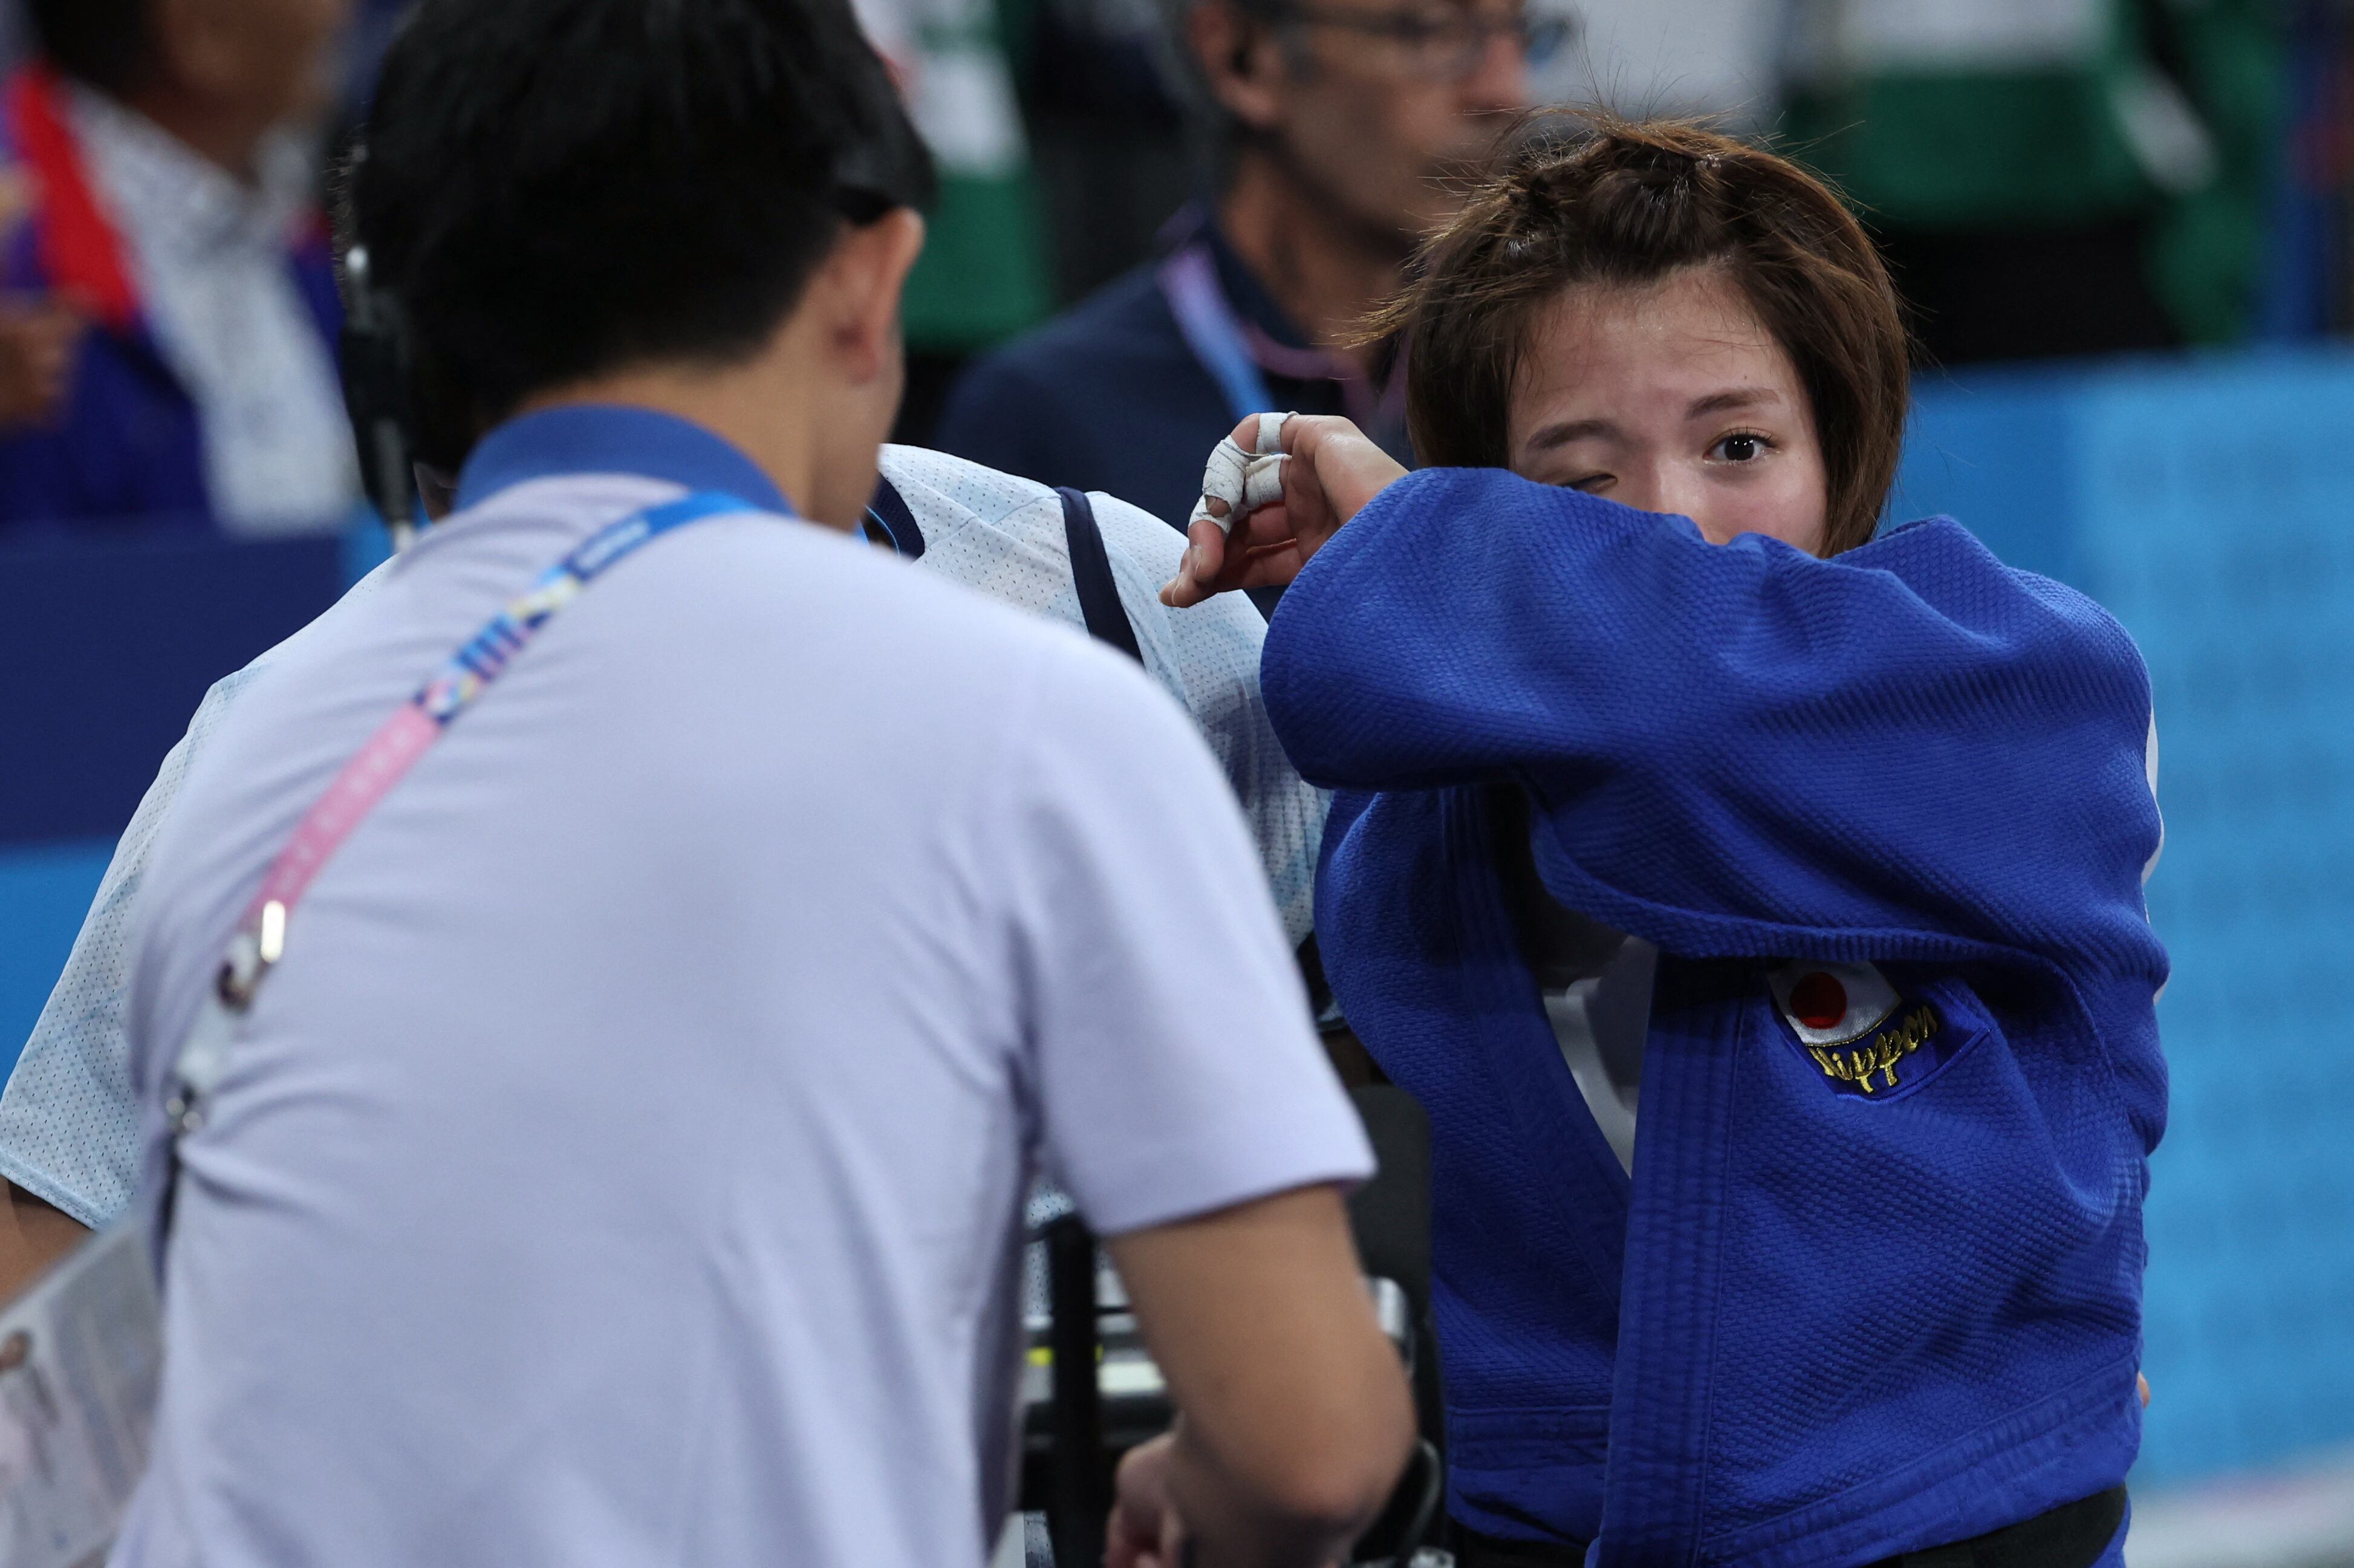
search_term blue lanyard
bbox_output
[160,486,755,1274]
[251,485,753,974]
[1157,239,1276,423]
[169,487,756,1177]
[423,489,754,721]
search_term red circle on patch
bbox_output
[1789,972,1848,1031]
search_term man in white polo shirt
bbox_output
[0,444,1328,1264]
[57,1,1414,1564]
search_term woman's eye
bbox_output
[1568,473,1611,493]
[1711,433,1767,463]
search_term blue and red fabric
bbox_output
[0,65,341,530]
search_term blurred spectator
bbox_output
[0,291,77,421]
[1020,0,1195,307]
[0,164,80,425]
[933,0,1555,535]
[2255,0,2354,338]
[0,0,357,533]
[1784,0,2283,365]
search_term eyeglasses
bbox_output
[1269,2,1578,80]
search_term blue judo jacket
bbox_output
[1261,470,2168,1567]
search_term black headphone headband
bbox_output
[339,237,421,540]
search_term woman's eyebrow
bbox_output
[1523,416,1619,451]
[1685,387,1781,420]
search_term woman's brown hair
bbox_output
[1368,115,1909,555]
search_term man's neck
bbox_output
[519,364,838,532]
[121,85,266,181]
[1216,152,1406,361]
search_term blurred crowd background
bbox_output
[1,0,2351,1558]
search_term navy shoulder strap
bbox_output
[1057,487,1144,665]
[865,477,926,559]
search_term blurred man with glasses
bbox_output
[935,0,1565,569]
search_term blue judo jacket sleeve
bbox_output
[1260,468,2167,981]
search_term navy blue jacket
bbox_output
[0,66,342,531]
[1263,470,2167,1566]
[937,218,1396,533]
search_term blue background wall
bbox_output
[1896,348,2354,1488]
[0,527,350,1083]
[1,841,113,1066]
[3,356,2352,1488]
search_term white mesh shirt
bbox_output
[0,447,1324,1229]
[880,446,1322,948]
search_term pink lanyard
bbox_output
[165,489,752,1154]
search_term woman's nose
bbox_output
[1640,466,1737,544]
[1616,464,1712,537]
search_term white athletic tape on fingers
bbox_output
[1242,454,1287,510]
[1194,435,1254,534]
[1194,414,1298,537]
[1204,435,1252,505]
[1194,455,1289,535]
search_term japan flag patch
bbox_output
[1768,961,1959,1100]
[1768,961,1901,1046]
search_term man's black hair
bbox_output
[345,0,934,473]
[25,0,153,96]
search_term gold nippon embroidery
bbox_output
[1807,1004,1939,1094]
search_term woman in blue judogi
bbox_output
[1163,118,2166,1568]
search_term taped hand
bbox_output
[1162,412,1408,608]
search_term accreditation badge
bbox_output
[0,1223,161,1568]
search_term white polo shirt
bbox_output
[106,406,1371,1567]
[0,445,1324,1232]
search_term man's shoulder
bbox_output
[880,444,1064,537]
[883,449,1197,624]
[990,262,1188,370]
[948,264,1196,411]
[754,504,1209,807]
[662,485,1169,708]
[881,446,1170,567]
[933,265,1230,521]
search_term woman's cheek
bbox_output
[1725,463,1829,554]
